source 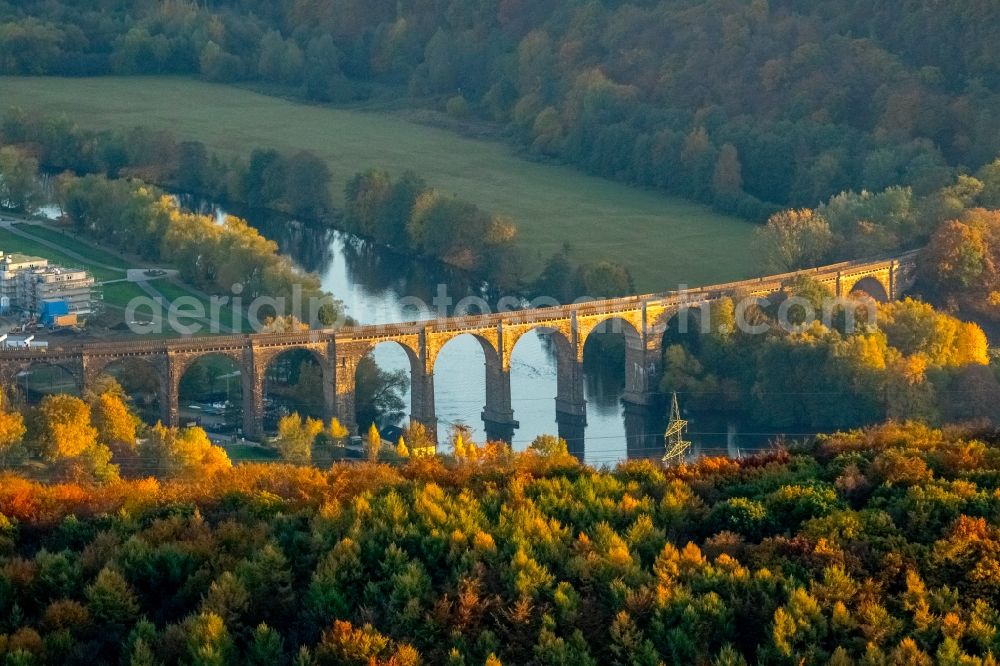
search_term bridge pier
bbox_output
[556,399,587,460]
[158,368,173,427]
[622,339,659,405]
[334,354,360,436]
[244,352,264,439]
[483,364,518,443]
[483,414,518,444]
[410,368,438,442]
[554,345,588,457]
[165,354,182,429]
[321,357,337,424]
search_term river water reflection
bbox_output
[179,197,773,464]
[217,213,619,462]
[32,178,743,463]
[36,182,775,464]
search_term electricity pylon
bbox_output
[662,392,691,465]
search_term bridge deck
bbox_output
[0,250,917,359]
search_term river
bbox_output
[36,185,771,465]
[175,198,777,465]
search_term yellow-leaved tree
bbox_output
[402,421,435,457]
[528,434,570,458]
[879,299,989,367]
[0,388,26,466]
[28,394,98,460]
[365,423,381,462]
[328,417,350,443]
[140,423,231,479]
[276,413,324,464]
[91,392,141,453]
[172,427,232,477]
[951,322,990,367]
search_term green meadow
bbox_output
[16,225,129,270]
[0,228,121,283]
[0,76,762,291]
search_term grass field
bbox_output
[0,228,121,283]
[0,76,762,291]
[17,225,129,269]
[100,281,149,307]
[225,444,280,463]
[153,279,240,332]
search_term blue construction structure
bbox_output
[39,300,71,327]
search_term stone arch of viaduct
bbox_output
[0,252,917,444]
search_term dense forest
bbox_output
[1,0,999,218]
[1,422,1000,664]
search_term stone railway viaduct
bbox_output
[0,252,917,447]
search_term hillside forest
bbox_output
[1,0,998,220]
[2,422,1000,664]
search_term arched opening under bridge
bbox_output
[850,276,889,303]
[263,349,326,433]
[97,358,163,425]
[178,354,242,435]
[16,362,80,406]
[354,341,418,434]
[431,333,497,450]
[580,316,655,465]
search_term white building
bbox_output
[0,251,98,317]
[0,252,46,312]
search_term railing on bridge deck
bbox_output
[0,250,918,358]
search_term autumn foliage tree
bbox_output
[754,208,834,271]
[275,412,324,464]
[27,394,99,461]
[139,423,232,478]
[90,392,140,454]
[921,208,1000,312]
[922,219,996,290]
[365,423,381,462]
[0,388,25,466]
